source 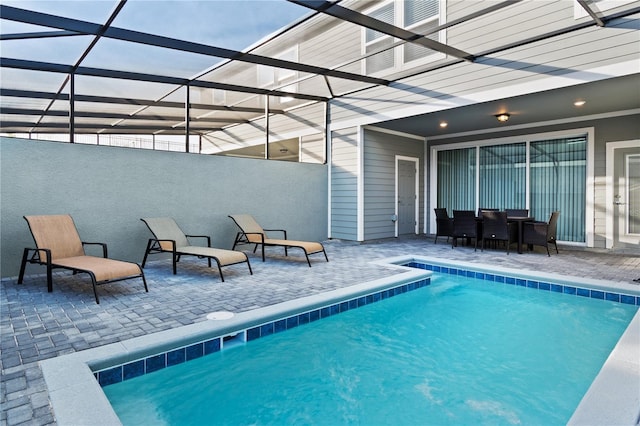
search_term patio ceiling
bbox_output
[1,0,639,138]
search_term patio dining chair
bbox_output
[434,208,454,244]
[522,211,560,256]
[481,210,518,254]
[451,210,479,251]
[228,214,328,266]
[18,214,148,304]
[140,217,252,281]
[477,208,499,218]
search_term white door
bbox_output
[396,157,419,236]
[606,141,640,250]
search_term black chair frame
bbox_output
[18,243,148,304]
[141,235,253,282]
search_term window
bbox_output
[363,0,442,75]
[364,2,395,74]
[574,0,635,18]
[436,135,588,243]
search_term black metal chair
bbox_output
[477,208,499,218]
[434,208,454,244]
[505,209,529,217]
[452,210,479,251]
[481,210,517,254]
[523,211,560,256]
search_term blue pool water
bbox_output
[103,272,637,425]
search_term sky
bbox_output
[2,0,311,50]
[0,0,313,94]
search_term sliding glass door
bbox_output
[530,137,586,242]
[435,135,587,242]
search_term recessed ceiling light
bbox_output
[439,121,448,128]
[495,113,510,122]
[574,100,586,107]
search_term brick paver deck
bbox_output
[2,236,639,425]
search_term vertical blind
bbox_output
[479,143,526,210]
[437,147,476,211]
[436,135,587,242]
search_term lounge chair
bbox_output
[18,215,148,304]
[140,217,252,281]
[228,214,328,267]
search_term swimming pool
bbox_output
[40,256,640,425]
[102,268,637,425]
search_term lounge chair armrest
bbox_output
[263,228,287,239]
[185,234,211,247]
[23,247,52,264]
[82,241,108,258]
[150,238,177,252]
[243,232,266,243]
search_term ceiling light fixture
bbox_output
[439,121,448,128]
[574,100,586,107]
[495,113,510,122]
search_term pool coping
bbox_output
[40,256,640,426]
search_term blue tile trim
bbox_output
[410,261,639,306]
[96,277,431,387]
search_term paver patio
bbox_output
[1,236,639,425]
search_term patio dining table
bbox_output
[475,214,535,254]
[506,216,535,254]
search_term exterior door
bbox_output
[396,157,419,236]
[606,141,640,251]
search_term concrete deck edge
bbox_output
[567,310,640,426]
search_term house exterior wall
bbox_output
[426,113,640,249]
[330,127,360,240]
[329,8,639,129]
[300,132,326,164]
[363,128,425,240]
[0,137,328,278]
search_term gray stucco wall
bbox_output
[0,137,328,278]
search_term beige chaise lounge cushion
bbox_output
[174,246,248,266]
[229,214,323,254]
[141,217,246,266]
[52,256,142,281]
[258,238,324,254]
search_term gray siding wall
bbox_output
[427,114,640,248]
[300,133,326,164]
[329,6,639,126]
[0,137,328,277]
[363,129,424,240]
[201,102,326,156]
[330,127,359,240]
[199,3,638,155]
